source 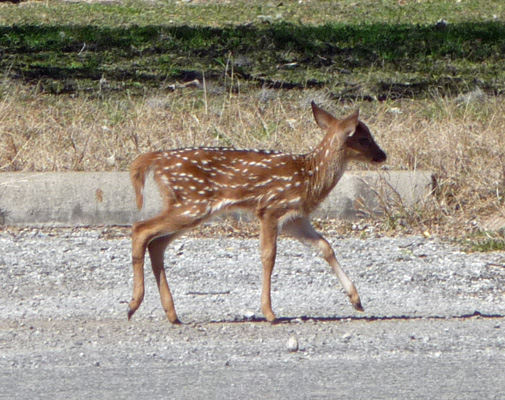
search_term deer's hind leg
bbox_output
[128,212,193,321]
[148,234,180,324]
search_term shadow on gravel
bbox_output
[194,311,505,325]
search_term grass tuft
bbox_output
[459,231,505,252]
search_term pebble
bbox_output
[287,336,299,352]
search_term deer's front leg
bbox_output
[282,217,364,312]
[318,237,363,311]
[259,217,279,322]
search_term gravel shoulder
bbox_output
[1,229,504,399]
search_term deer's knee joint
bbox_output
[132,221,146,237]
[317,240,334,259]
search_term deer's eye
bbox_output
[358,138,371,147]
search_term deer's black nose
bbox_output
[373,151,387,163]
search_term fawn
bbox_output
[128,102,386,323]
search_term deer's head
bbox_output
[311,102,387,165]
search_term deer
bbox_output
[127,102,387,324]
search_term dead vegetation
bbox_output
[1,77,504,236]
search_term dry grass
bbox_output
[370,94,505,232]
[1,77,504,236]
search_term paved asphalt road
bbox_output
[1,228,504,399]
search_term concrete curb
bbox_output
[0,171,434,226]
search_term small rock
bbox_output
[479,213,505,232]
[287,336,299,352]
[435,19,449,30]
[456,88,486,106]
[257,15,274,22]
[388,107,402,115]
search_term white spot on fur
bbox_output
[212,198,238,213]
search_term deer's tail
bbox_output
[130,152,159,210]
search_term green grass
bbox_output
[0,0,504,98]
[460,231,505,252]
[1,21,504,98]
[1,0,504,27]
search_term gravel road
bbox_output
[1,228,504,399]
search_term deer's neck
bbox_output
[303,136,348,206]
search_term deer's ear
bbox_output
[339,109,360,137]
[311,101,338,130]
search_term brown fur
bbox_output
[127,102,386,323]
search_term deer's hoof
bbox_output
[264,312,277,323]
[168,316,182,325]
[127,305,136,321]
[352,301,364,312]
